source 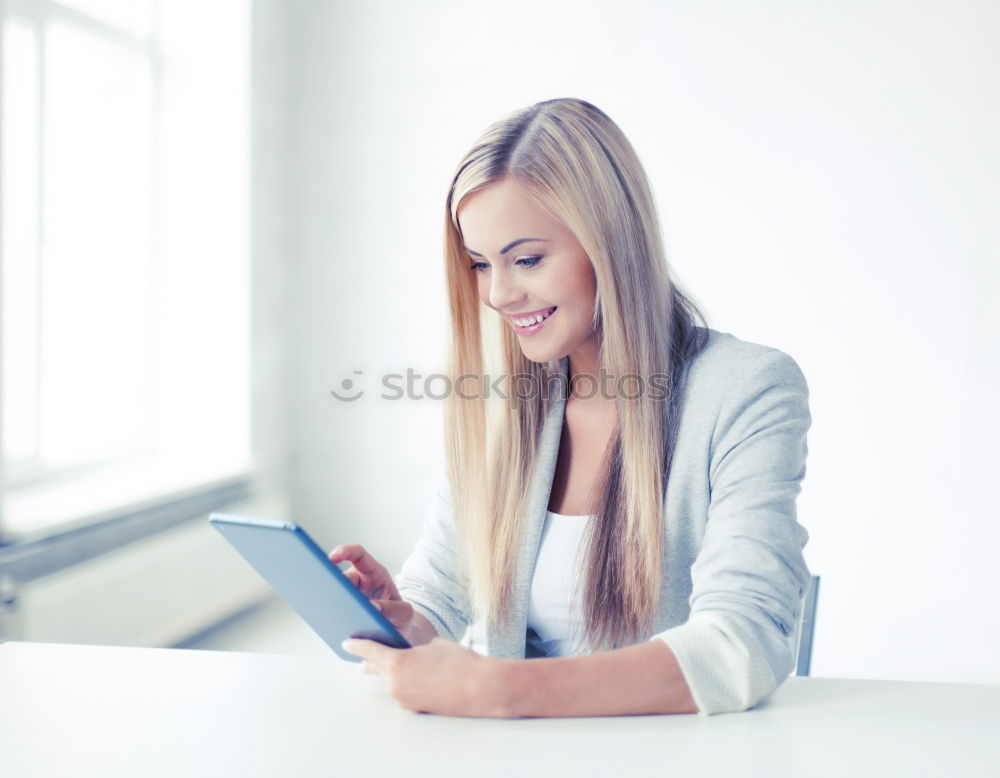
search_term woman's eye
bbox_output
[468,256,541,272]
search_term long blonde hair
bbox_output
[443,98,709,651]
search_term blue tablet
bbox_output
[209,512,410,662]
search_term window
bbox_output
[1,0,250,540]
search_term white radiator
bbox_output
[11,490,289,648]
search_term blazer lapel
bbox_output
[484,357,569,659]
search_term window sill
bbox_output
[2,451,251,542]
[0,453,256,583]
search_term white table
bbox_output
[1,641,998,778]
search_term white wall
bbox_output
[270,0,1000,684]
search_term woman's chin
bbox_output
[516,343,564,364]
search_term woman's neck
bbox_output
[566,338,612,407]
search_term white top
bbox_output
[525,509,594,658]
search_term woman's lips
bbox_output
[512,306,556,335]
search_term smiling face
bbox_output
[456,176,599,367]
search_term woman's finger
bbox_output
[328,544,387,576]
[342,638,392,669]
[373,599,413,625]
[330,545,401,601]
[343,568,362,588]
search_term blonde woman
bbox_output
[331,97,812,718]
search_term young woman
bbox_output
[331,98,812,718]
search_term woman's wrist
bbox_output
[489,658,526,718]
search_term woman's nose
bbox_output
[488,267,525,311]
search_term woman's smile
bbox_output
[510,306,557,334]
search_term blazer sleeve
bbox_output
[652,347,813,716]
[394,471,473,643]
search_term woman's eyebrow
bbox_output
[463,238,549,257]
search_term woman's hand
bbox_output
[328,543,416,641]
[342,636,512,718]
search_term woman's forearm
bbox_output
[496,638,698,717]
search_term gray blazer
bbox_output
[396,327,812,715]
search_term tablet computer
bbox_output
[209,512,410,662]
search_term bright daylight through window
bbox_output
[0,0,250,540]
